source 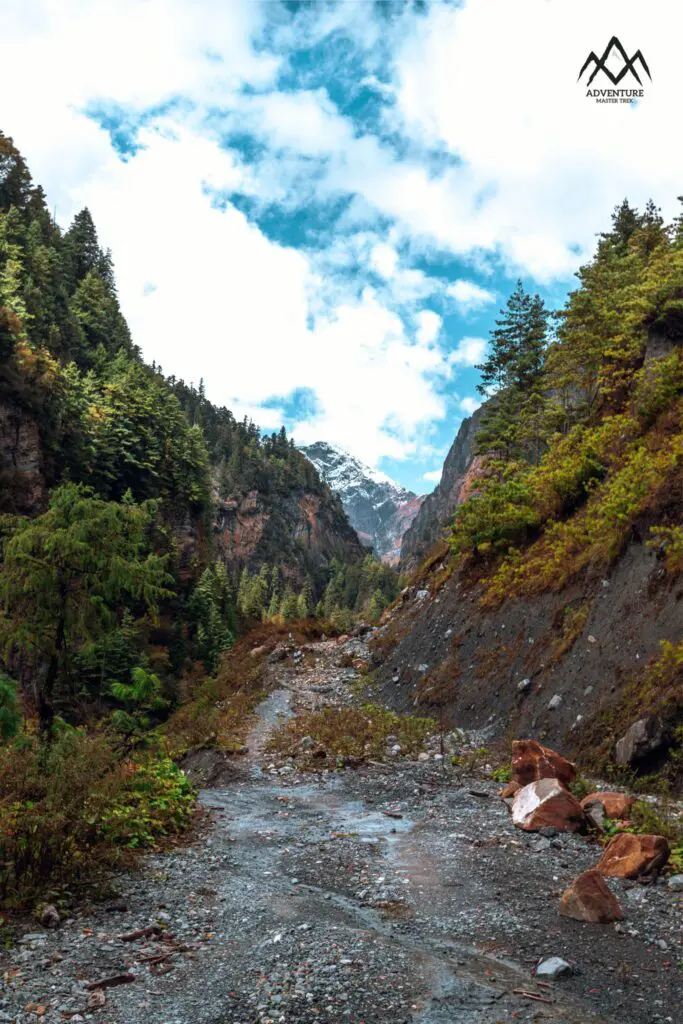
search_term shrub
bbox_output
[267,704,434,763]
[0,728,194,906]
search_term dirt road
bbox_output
[2,635,680,1023]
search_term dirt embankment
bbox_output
[373,539,682,766]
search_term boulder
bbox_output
[511,779,587,833]
[614,717,665,765]
[511,739,576,789]
[597,833,670,879]
[559,869,624,923]
[580,792,634,820]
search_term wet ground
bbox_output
[1,635,681,1024]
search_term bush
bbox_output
[0,728,194,906]
[267,703,434,763]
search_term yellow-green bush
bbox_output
[267,704,434,762]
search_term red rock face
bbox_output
[500,780,522,799]
[559,869,624,923]
[511,739,576,790]
[580,792,634,820]
[597,833,670,879]
[511,778,587,832]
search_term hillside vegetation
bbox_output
[379,199,682,783]
[0,132,393,904]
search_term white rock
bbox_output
[417,752,430,762]
[548,694,562,709]
[518,678,531,692]
[667,874,683,891]
[536,957,572,978]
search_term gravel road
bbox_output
[1,635,680,1024]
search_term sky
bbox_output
[1,0,681,493]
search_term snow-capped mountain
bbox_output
[298,441,425,563]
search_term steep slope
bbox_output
[399,405,485,572]
[0,130,363,600]
[374,199,683,782]
[299,441,424,562]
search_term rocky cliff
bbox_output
[299,441,424,563]
[399,405,485,572]
[0,395,45,515]
[215,483,364,595]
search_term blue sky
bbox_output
[1,0,680,493]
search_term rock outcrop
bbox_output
[299,441,424,563]
[399,405,485,572]
[0,397,45,514]
[215,484,364,593]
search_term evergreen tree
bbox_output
[0,484,173,735]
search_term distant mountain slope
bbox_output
[299,441,424,563]
[399,405,486,572]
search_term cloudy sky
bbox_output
[1,0,680,492]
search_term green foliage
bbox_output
[110,667,168,736]
[0,727,194,904]
[649,524,683,575]
[0,483,173,734]
[190,561,235,671]
[490,765,512,783]
[0,674,20,741]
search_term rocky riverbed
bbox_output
[1,634,681,1024]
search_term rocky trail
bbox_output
[1,635,681,1024]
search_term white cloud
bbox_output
[3,0,682,478]
[449,337,487,367]
[423,468,442,483]
[460,396,482,416]
[370,242,399,279]
[447,279,495,313]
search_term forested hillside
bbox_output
[0,132,391,902]
[378,198,683,783]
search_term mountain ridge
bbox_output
[299,440,425,563]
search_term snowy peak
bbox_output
[299,441,424,563]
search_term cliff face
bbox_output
[0,397,45,515]
[215,484,364,594]
[299,441,424,563]
[399,405,485,571]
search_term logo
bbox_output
[578,37,651,104]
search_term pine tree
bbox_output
[0,484,173,735]
[476,281,550,396]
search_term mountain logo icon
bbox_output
[578,37,651,87]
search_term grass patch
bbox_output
[266,703,434,763]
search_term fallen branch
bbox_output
[512,989,554,1004]
[85,973,136,991]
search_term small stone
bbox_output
[667,874,683,891]
[517,678,531,692]
[536,957,572,978]
[547,694,562,710]
[587,635,597,644]
[417,752,429,762]
[581,792,634,820]
[39,904,60,929]
[389,744,402,756]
